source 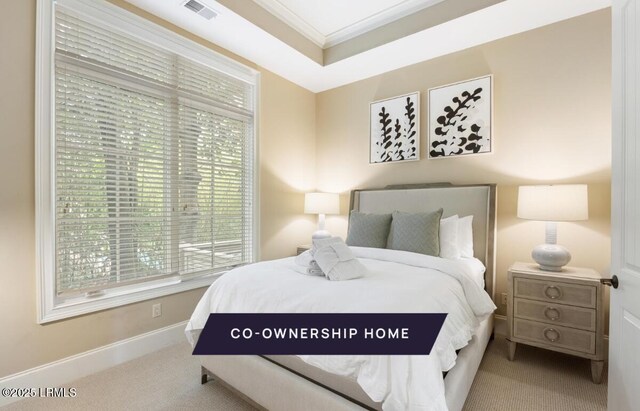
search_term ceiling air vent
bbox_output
[183,0,219,20]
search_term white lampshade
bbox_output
[517,185,588,221]
[304,192,339,215]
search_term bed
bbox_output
[187,183,497,411]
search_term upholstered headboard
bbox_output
[349,183,497,301]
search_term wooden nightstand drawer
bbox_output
[513,318,596,355]
[514,277,597,308]
[507,263,605,383]
[514,298,596,331]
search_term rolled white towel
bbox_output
[312,236,366,281]
[306,260,324,276]
[294,250,313,267]
[294,249,325,277]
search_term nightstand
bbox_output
[506,262,606,383]
[296,245,311,255]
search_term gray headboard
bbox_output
[349,183,497,301]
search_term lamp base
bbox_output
[312,230,331,240]
[532,243,571,272]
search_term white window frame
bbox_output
[35,0,260,323]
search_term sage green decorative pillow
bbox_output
[386,209,444,256]
[345,211,392,249]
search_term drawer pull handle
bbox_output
[544,285,562,299]
[543,327,560,342]
[544,307,560,321]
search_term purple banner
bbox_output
[193,313,447,355]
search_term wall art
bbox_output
[370,92,420,163]
[428,75,492,158]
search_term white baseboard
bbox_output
[492,314,609,360]
[0,320,188,407]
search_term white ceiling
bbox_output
[125,0,611,93]
[251,0,444,47]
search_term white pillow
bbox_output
[439,215,460,260]
[458,215,474,258]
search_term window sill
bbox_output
[38,273,221,324]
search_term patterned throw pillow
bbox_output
[345,211,392,249]
[386,209,444,256]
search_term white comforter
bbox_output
[185,247,496,411]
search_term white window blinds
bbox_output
[54,7,256,296]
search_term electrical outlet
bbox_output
[152,303,162,318]
[501,293,508,305]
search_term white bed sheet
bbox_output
[459,257,486,289]
[186,247,495,411]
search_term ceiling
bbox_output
[251,0,444,47]
[124,0,611,92]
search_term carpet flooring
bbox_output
[464,337,607,410]
[3,336,607,411]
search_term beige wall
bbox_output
[315,10,612,320]
[0,0,315,378]
[259,70,317,260]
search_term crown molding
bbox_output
[323,0,444,48]
[251,0,325,47]
[252,0,445,49]
[124,0,611,92]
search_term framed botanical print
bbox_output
[370,92,420,163]
[428,75,492,159]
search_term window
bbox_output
[36,0,258,322]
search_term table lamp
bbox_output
[304,192,339,240]
[517,184,588,272]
